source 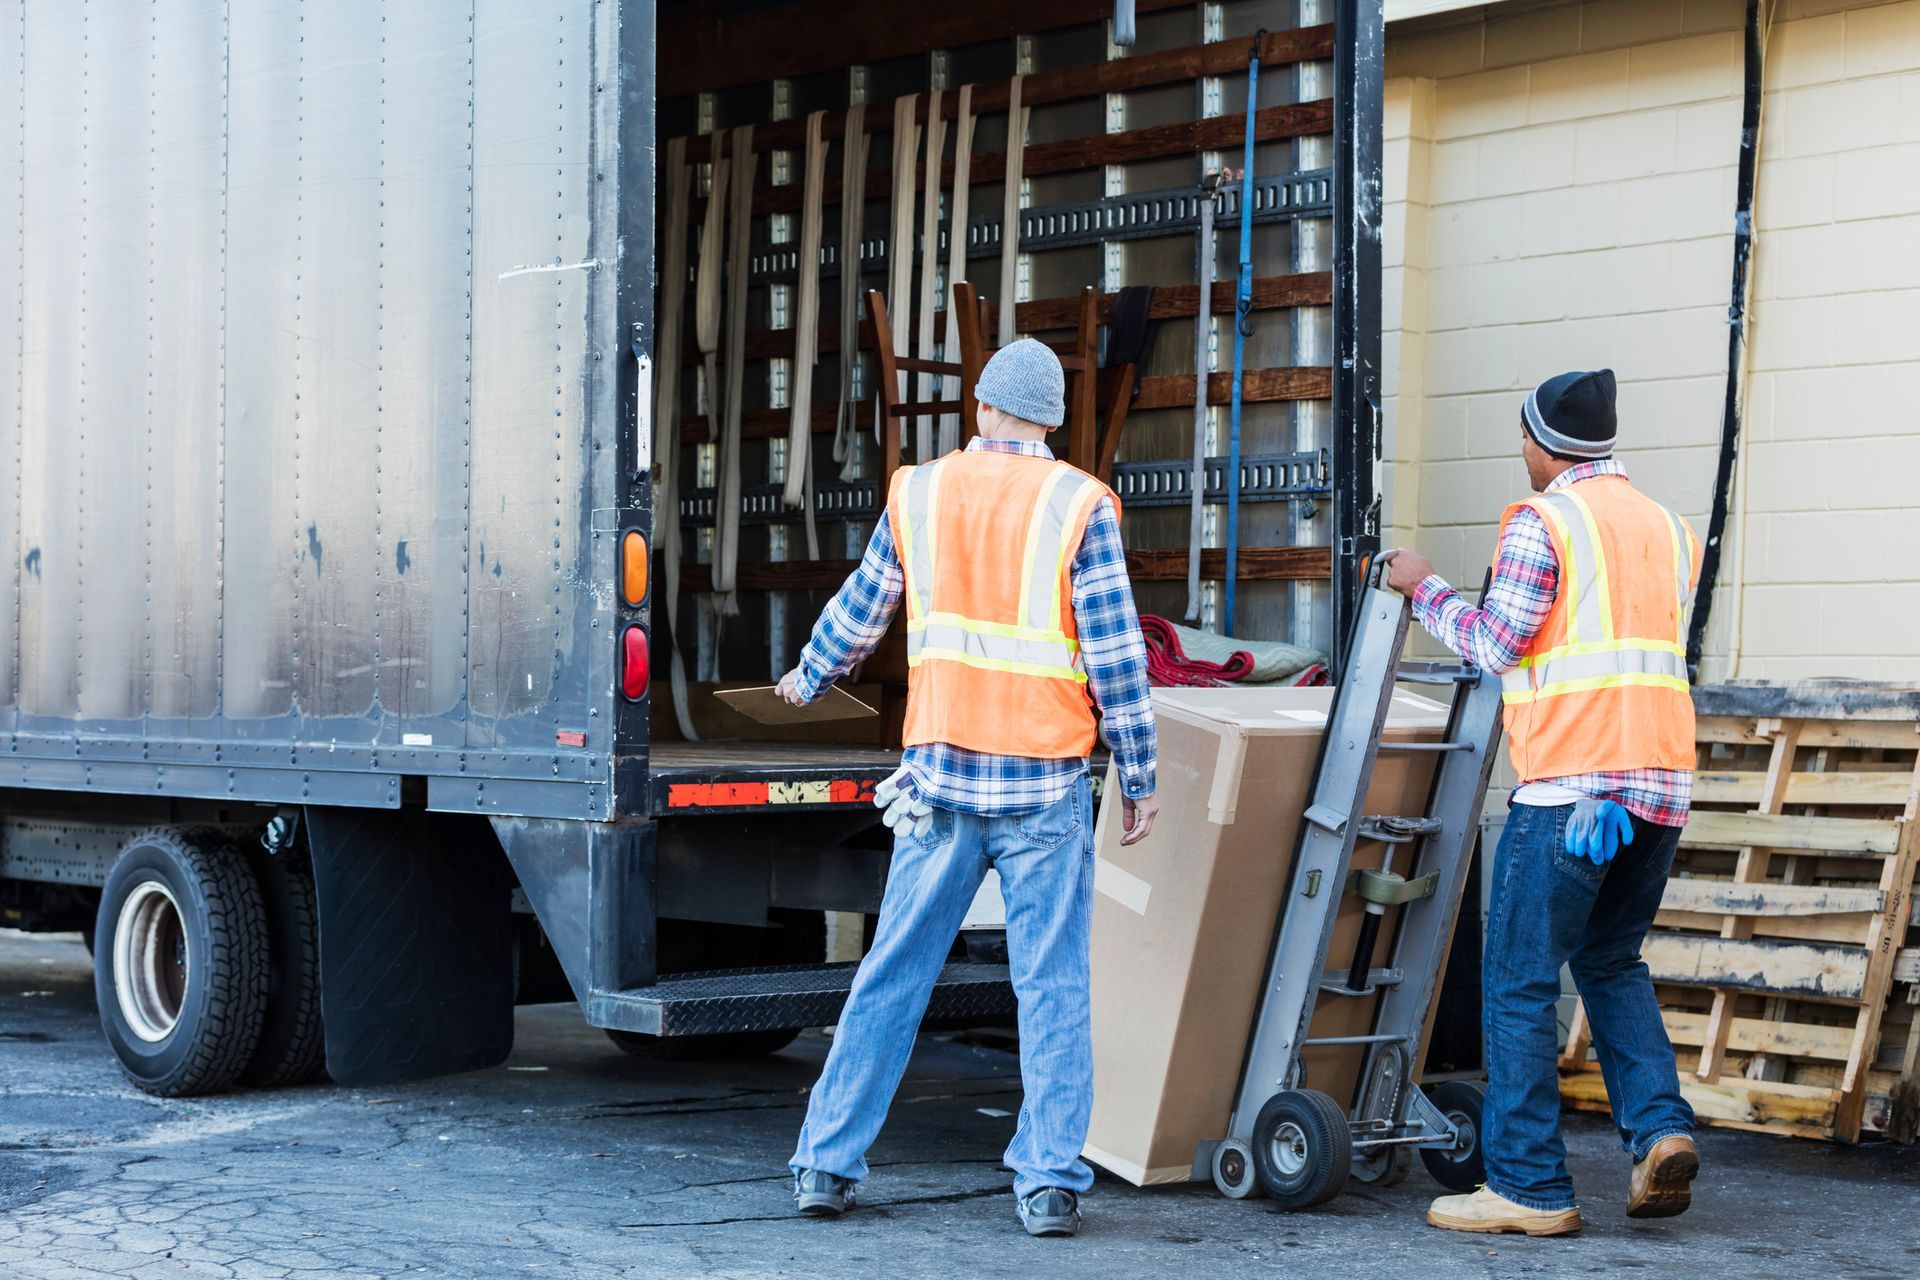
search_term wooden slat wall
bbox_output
[696,101,1333,220]
[661,0,1217,98]
[679,545,1333,592]
[678,273,1334,367]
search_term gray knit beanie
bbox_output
[974,338,1066,428]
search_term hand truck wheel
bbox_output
[1418,1080,1488,1192]
[1352,1144,1412,1187]
[1210,1138,1260,1199]
[1251,1089,1352,1208]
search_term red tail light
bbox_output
[621,625,649,700]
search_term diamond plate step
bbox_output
[592,961,1016,1037]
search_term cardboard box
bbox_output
[1083,686,1450,1186]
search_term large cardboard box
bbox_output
[1083,686,1450,1186]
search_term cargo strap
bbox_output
[1346,867,1440,907]
[884,95,920,453]
[997,74,1027,348]
[1223,40,1261,636]
[782,109,828,559]
[650,136,700,740]
[914,89,949,462]
[1186,174,1219,621]
[831,103,871,482]
[938,84,977,459]
[712,123,757,620]
[693,130,729,445]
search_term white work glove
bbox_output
[874,765,935,840]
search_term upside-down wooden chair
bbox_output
[860,285,991,744]
[865,287,988,494]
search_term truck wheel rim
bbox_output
[1270,1120,1308,1177]
[114,881,189,1043]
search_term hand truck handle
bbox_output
[1362,548,1403,593]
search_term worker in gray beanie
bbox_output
[774,331,1158,1237]
[973,337,1068,428]
[1381,368,1704,1237]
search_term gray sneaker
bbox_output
[793,1169,855,1217]
[1016,1186,1081,1237]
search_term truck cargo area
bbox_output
[0,0,1378,1088]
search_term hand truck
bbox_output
[1201,555,1503,1205]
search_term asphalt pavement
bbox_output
[1,928,1915,1279]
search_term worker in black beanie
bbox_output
[1382,369,1705,1237]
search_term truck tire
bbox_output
[93,827,270,1097]
[240,843,328,1087]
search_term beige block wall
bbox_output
[1382,0,1920,678]
[1739,0,1920,678]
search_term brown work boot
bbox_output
[1427,1185,1581,1237]
[1627,1134,1698,1219]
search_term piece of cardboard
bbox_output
[1083,686,1451,1186]
[713,683,877,726]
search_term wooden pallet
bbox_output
[1558,683,1920,1143]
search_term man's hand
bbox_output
[1120,793,1159,846]
[775,668,809,707]
[1381,547,1435,597]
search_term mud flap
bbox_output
[306,808,514,1084]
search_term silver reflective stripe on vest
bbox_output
[900,463,940,618]
[1524,642,1689,692]
[905,615,1087,682]
[1529,489,1609,647]
[1020,466,1101,633]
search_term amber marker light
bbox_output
[621,530,649,606]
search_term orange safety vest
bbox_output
[1498,474,1703,781]
[886,449,1118,759]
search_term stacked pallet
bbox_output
[1559,683,1920,1143]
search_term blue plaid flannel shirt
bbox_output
[791,438,1157,815]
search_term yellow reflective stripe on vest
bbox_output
[1502,670,1690,706]
[906,614,1087,683]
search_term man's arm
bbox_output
[1071,498,1158,842]
[779,513,904,703]
[1386,509,1559,675]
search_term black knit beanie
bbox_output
[1521,368,1617,460]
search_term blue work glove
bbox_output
[1566,797,1634,866]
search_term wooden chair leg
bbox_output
[1066,286,1098,470]
[953,281,985,447]
[867,288,905,490]
[1093,363,1137,486]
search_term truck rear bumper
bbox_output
[648,744,900,815]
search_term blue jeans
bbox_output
[791,776,1095,1199]
[1482,801,1695,1210]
